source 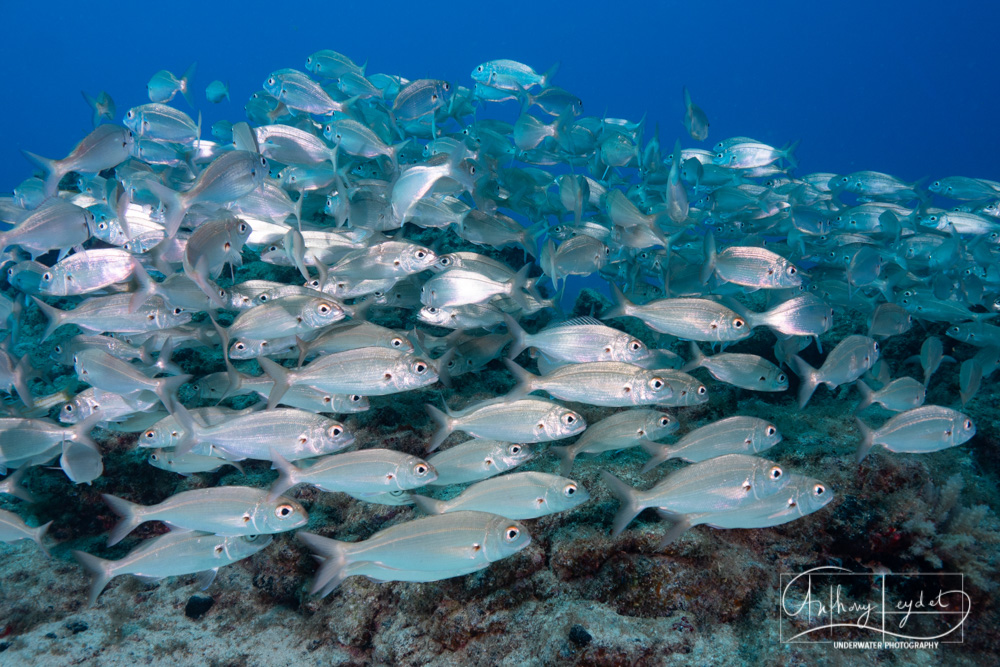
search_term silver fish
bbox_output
[552,409,676,475]
[791,335,880,407]
[425,396,585,451]
[855,407,975,462]
[268,450,436,499]
[413,471,589,520]
[73,531,272,606]
[102,486,306,546]
[427,439,533,486]
[0,509,51,556]
[683,342,788,392]
[640,416,782,470]
[298,511,530,595]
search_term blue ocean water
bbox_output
[1,1,997,192]
[1,2,999,665]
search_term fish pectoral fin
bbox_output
[195,568,219,590]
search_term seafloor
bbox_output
[1,274,997,666]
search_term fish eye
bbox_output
[331,425,344,437]
[778,374,786,383]
[439,257,451,266]
[628,340,643,352]
[98,222,107,230]
[42,272,51,281]
[235,343,246,350]
[318,303,332,314]
[127,110,134,118]
[239,222,248,233]
[150,453,158,461]
[391,337,404,348]
[814,484,825,496]
[964,419,973,429]
[787,266,797,275]
[443,82,451,91]
[414,463,429,476]
[509,444,522,455]
[769,466,783,480]
[733,318,745,329]
[65,404,74,412]
[143,429,155,439]
[477,66,483,72]
[416,250,426,259]
[659,417,670,427]
[562,413,576,425]
[267,77,275,85]
[413,361,428,374]
[350,394,362,402]
[649,377,664,390]
[173,307,183,315]
[219,289,227,298]
[259,294,268,302]
[259,156,267,166]
[873,342,880,351]
[504,526,520,542]
[275,504,295,518]
[426,307,438,314]
[563,484,577,497]
[54,345,62,353]
[697,386,707,395]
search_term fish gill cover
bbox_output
[0,3,999,666]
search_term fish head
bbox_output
[631,372,673,404]
[140,422,182,449]
[945,324,971,343]
[483,515,531,562]
[160,304,193,329]
[546,477,590,512]
[336,394,370,413]
[37,267,64,296]
[751,421,783,453]
[951,414,976,445]
[394,356,438,390]
[610,333,650,364]
[785,476,835,517]
[254,496,308,533]
[541,406,586,440]
[498,442,533,469]
[718,312,751,341]
[59,397,90,424]
[399,457,437,489]
[228,338,268,360]
[310,420,353,454]
[644,412,679,439]
[471,63,490,84]
[749,458,789,499]
[227,534,274,560]
[397,245,437,274]
[418,306,453,327]
[300,298,345,329]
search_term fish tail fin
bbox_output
[171,403,202,456]
[638,439,673,474]
[551,445,576,477]
[782,140,800,171]
[72,550,114,606]
[258,357,292,410]
[154,374,191,412]
[128,260,159,314]
[81,90,98,126]
[540,62,560,89]
[681,341,706,373]
[424,403,455,452]
[521,220,546,261]
[502,312,528,359]
[60,434,103,485]
[12,354,35,409]
[2,467,36,503]
[102,493,146,546]
[267,449,301,501]
[145,180,186,240]
[699,229,716,285]
[21,150,61,198]
[297,532,351,597]
[855,379,874,412]
[153,335,183,376]
[506,264,534,312]
[603,283,634,320]
[502,358,538,398]
[30,520,53,558]
[180,62,197,108]
[790,355,820,408]
[31,296,67,343]
[600,471,644,538]
[656,514,693,549]
[411,494,447,515]
[855,417,876,463]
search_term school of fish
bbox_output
[0,51,992,604]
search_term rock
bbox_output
[64,620,88,634]
[184,594,215,620]
[568,624,592,647]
